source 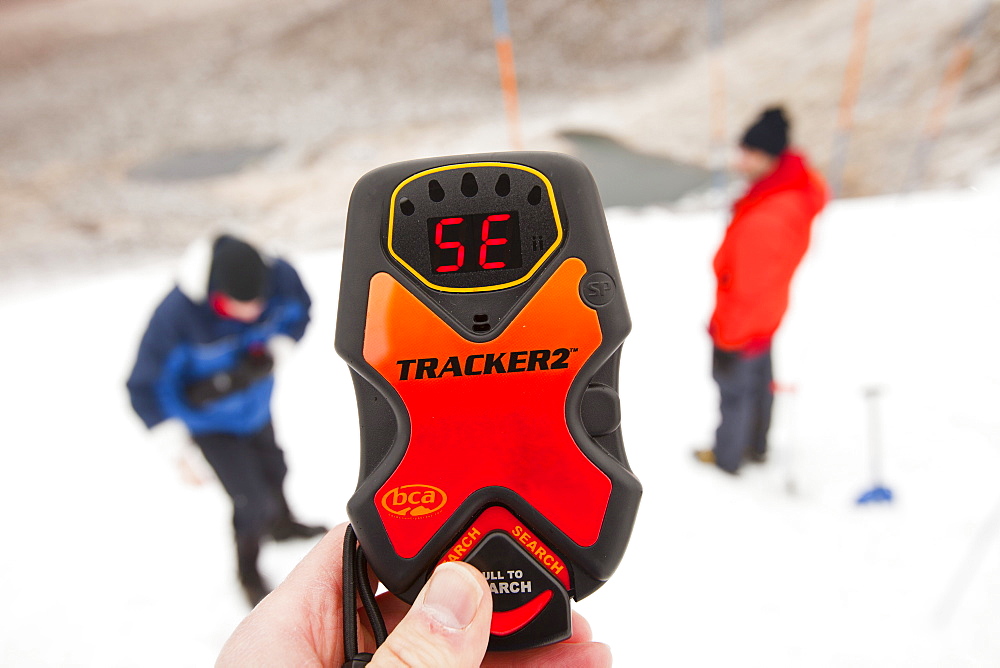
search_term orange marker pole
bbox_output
[491,0,523,150]
[906,1,990,191]
[829,0,875,197]
[708,0,727,194]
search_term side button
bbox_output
[464,532,572,651]
[582,383,621,437]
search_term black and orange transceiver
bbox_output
[335,152,641,653]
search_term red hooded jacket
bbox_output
[710,151,828,353]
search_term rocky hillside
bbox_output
[1,0,998,280]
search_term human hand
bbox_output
[218,523,612,668]
[265,334,297,366]
[150,420,214,486]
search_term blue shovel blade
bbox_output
[856,485,894,505]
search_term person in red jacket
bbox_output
[695,107,828,474]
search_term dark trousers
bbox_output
[712,346,773,473]
[192,423,289,542]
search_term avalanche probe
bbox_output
[335,152,641,656]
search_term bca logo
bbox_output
[380,484,448,517]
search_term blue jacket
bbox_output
[127,257,310,436]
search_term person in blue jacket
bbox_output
[127,234,326,606]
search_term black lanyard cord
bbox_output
[342,524,387,667]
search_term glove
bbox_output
[185,349,275,407]
[151,420,215,486]
[266,334,297,366]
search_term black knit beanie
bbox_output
[209,235,268,301]
[740,107,790,157]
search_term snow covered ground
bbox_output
[2,182,999,666]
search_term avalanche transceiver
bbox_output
[335,152,641,651]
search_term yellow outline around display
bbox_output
[387,162,563,293]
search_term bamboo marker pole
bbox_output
[829,0,875,198]
[490,0,523,150]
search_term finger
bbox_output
[369,561,492,668]
[369,592,595,648]
[367,590,412,634]
[481,641,612,668]
[177,458,201,486]
[567,611,594,643]
[359,589,437,653]
[480,611,609,668]
[218,523,348,667]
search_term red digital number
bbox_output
[434,217,465,272]
[479,214,510,269]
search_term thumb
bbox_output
[370,562,492,668]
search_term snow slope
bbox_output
[1,184,999,666]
